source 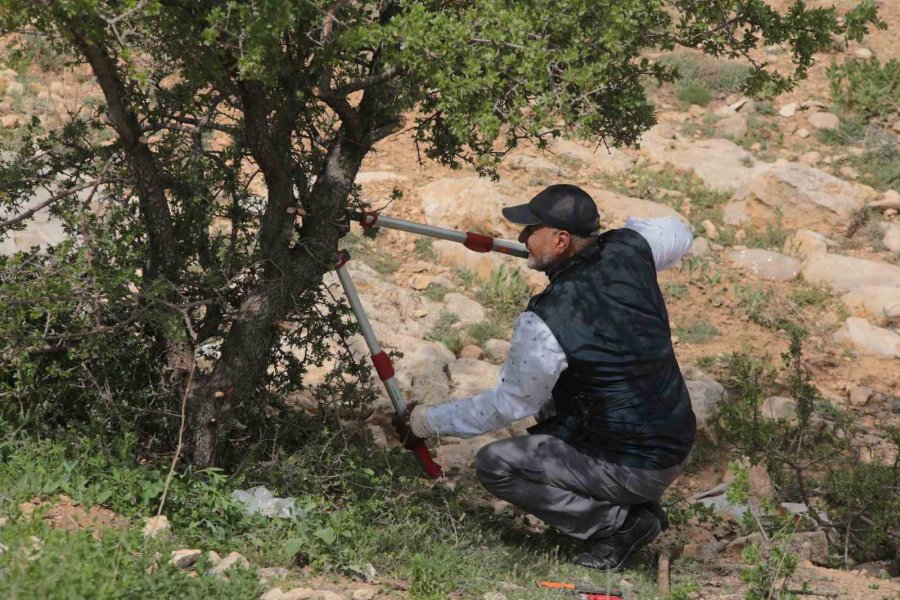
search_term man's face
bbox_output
[519,224,570,271]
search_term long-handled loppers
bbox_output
[334,250,443,478]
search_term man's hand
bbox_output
[392,402,426,450]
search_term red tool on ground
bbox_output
[539,580,624,600]
[334,250,442,478]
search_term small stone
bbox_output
[0,114,20,128]
[459,344,483,360]
[142,515,170,538]
[209,551,249,576]
[261,589,285,600]
[282,589,347,600]
[796,128,810,138]
[869,189,900,211]
[702,219,718,240]
[847,385,872,407]
[483,339,510,363]
[893,120,900,134]
[410,307,428,319]
[763,396,797,423]
[352,589,377,600]
[853,47,873,59]
[170,549,202,569]
[808,112,840,130]
[682,542,722,562]
[798,151,821,166]
[886,208,898,217]
[691,236,711,257]
[4,81,23,96]
[833,317,900,358]
[748,464,775,499]
[258,566,289,581]
[206,550,222,566]
[839,165,859,180]
[410,274,432,290]
[482,594,507,600]
[0,516,8,527]
[778,103,797,117]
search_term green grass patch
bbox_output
[674,319,721,344]
[426,311,466,354]
[656,51,752,108]
[423,283,450,302]
[661,281,689,301]
[467,320,505,346]
[414,238,437,261]
[459,264,533,326]
[743,217,787,250]
[791,281,833,310]
[675,81,712,107]
[828,57,900,120]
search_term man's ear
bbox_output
[556,230,571,253]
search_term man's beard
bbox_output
[527,253,555,271]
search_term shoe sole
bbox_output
[574,516,662,573]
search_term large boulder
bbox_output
[419,177,519,238]
[638,132,758,193]
[588,189,688,228]
[724,161,876,231]
[882,223,900,253]
[833,317,900,358]
[506,154,563,175]
[442,293,486,326]
[802,253,900,292]
[841,286,900,325]
[729,249,800,282]
[782,229,828,259]
[549,138,637,174]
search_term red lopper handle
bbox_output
[411,440,443,479]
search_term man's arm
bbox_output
[409,311,567,439]
[624,216,693,271]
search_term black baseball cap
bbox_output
[502,184,600,236]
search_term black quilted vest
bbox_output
[526,228,695,469]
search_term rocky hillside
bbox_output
[1,3,899,598]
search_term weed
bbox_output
[414,238,437,261]
[790,282,832,310]
[675,319,721,344]
[755,100,776,116]
[828,57,900,120]
[467,320,505,346]
[743,218,787,250]
[426,311,465,354]
[657,51,752,97]
[676,80,712,107]
[473,264,533,325]
[423,283,450,302]
[816,116,868,146]
[662,281,689,300]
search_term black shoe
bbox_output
[573,507,662,572]
[641,500,670,531]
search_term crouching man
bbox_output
[395,184,696,571]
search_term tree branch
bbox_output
[0,178,107,229]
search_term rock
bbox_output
[868,189,900,211]
[748,464,775,499]
[355,171,408,183]
[725,161,874,232]
[170,549,202,569]
[390,335,455,406]
[4,81,23,96]
[682,367,725,431]
[419,177,518,238]
[0,113,21,128]
[715,114,748,140]
[682,541,725,562]
[883,223,900,253]
[459,344,484,360]
[798,151,821,166]
[590,189,688,228]
[803,253,900,292]
[281,589,347,600]
[808,112,840,130]
[142,515,170,538]
[729,249,800,281]
[853,561,891,578]
[258,567,289,581]
[854,47,873,59]
[839,165,859,180]
[726,532,764,555]
[483,593,508,600]
[209,551,250,576]
[507,154,562,175]
[691,236,711,257]
[847,385,872,407]
[702,219,718,240]
[699,493,747,521]
[261,589,285,600]
[779,103,797,117]
[796,127,810,138]
[639,135,756,192]
[351,589,377,600]
[443,293,485,325]
[794,530,829,563]
[206,550,222,566]
[410,274,432,290]
[483,339,510,363]
[841,286,900,325]
[893,120,900,134]
[549,138,636,174]
[448,358,500,399]
[833,317,900,358]
[783,229,828,259]
[762,396,797,423]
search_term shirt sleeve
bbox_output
[424,311,567,439]
[624,216,693,271]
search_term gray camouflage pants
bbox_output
[474,434,685,540]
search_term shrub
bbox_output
[472,265,533,325]
[828,57,900,119]
[676,81,712,106]
[426,312,465,355]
